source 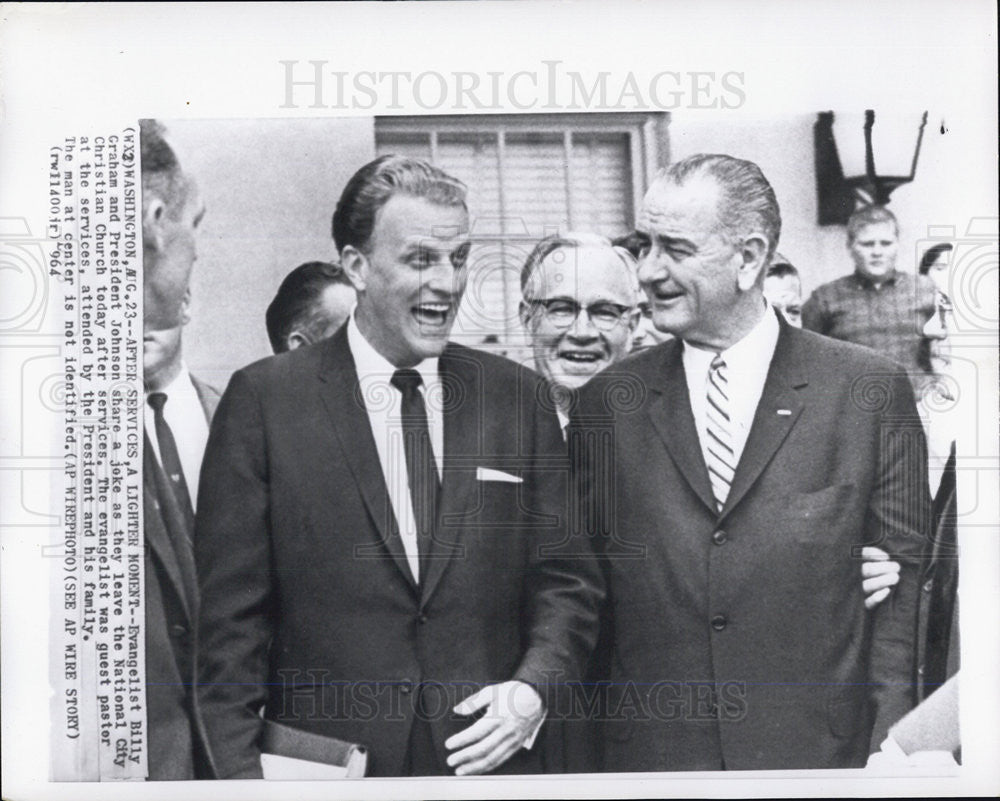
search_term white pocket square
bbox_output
[476,467,523,483]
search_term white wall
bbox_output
[666,112,987,298]
[164,117,376,388]
[162,112,994,388]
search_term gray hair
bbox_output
[139,119,191,225]
[520,231,639,302]
[659,153,782,261]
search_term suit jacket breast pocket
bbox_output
[476,479,523,522]
[446,476,525,532]
[780,483,856,542]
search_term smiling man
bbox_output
[195,155,602,778]
[571,154,929,770]
[801,205,936,391]
[519,232,640,433]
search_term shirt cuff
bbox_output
[522,706,547,750]
[878,733,907,761]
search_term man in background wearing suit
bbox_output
[572,153,930,771]
[265,260,357,354]
[762,253,803,328]
[519,227,903,771]
[140,120,218,779]
[519,232,641,437]
[195,155,603,778]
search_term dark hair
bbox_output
[139,119,188,222]
[660,153,782,261]
[331,155,468,255]
[265,261,353,353]
[611,231,647,260]
[846,204,898,243]
[919,242,953,275]
[766,253,799,280]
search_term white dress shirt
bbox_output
[349,316,544,748]
[683,305,780,476]
[144,366,210,510]
[347,315,443,583]
[556,407,570,441]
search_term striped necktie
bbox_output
[705,354,735,512]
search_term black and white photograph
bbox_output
[1,2,997,799]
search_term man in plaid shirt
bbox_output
[802,205,936,394]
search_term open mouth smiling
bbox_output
[558,350,604,365]
[413,302,453,327]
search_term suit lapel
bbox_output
[419,344,476,608]
[646,341,718,515]
[317,329,418,595]
[721,323,808,518]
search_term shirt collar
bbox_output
[682,302,780,374]
[854,269,899,290]
[347,313,439,387]
[145,363,194,398]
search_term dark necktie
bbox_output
[390,369,441,577]
[148,392,195,538]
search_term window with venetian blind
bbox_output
[375,114,664,354]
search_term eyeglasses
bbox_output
[529,298,635,332]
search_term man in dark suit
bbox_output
[265,260,356,354]
[195,155,603,778]
[572,153,930,771]
[140,120,217,779]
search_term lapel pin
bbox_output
[777,409,792,416]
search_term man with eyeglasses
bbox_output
[518,232,641,435]
[514,232,638,772]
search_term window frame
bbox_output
[375,113,664,231]
[374,113,668,352]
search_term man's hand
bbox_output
[444,680,544,776]
[862,546,901,609]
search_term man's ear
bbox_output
[142,196,168,251]
[286,331,309,351]
[626,307,641,333]
[737,234,769,292]
[340,245,368,292]
[518,299,534,331]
